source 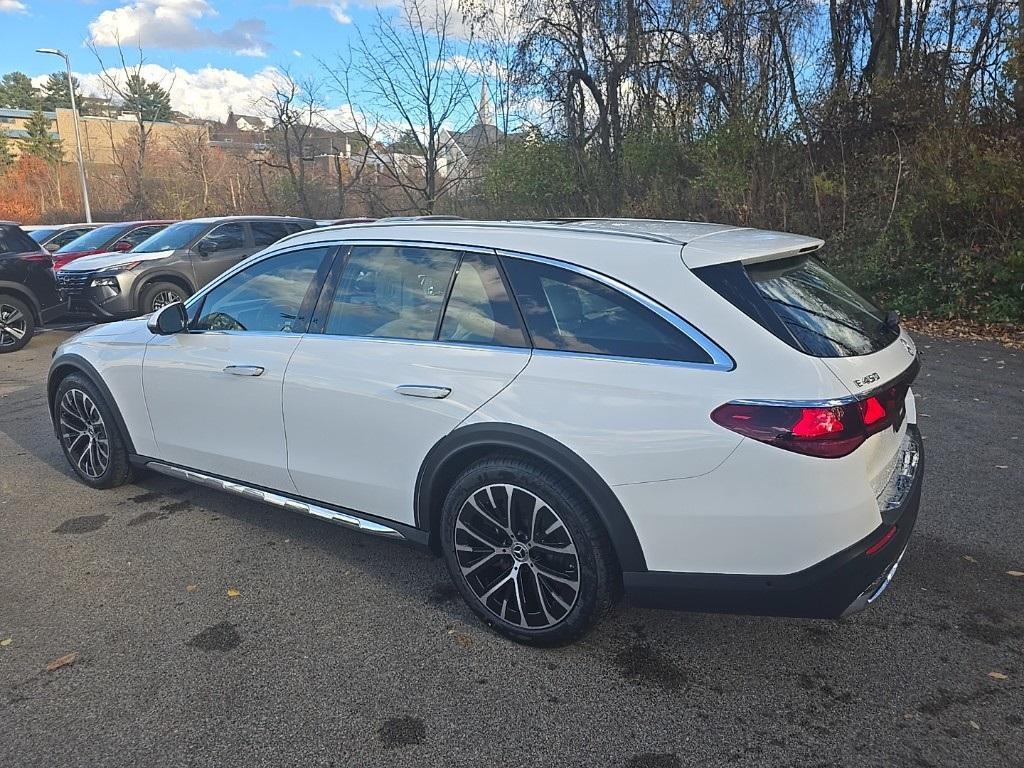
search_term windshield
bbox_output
[745,257,899,357]
[28,228,59,243]
[55,224,125,253]
[133,221,208,252]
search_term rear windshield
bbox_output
[696,255,899,358]
[55,224,125,253]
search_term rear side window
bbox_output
[502,257,713,363]
[439,252,527,348]
[251,221,290,247]
[696,256,899,358]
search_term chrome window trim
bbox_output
[496,249,734,371]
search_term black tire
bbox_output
[54,373,134,489]
[0,294,35,354]
[440,456,620,646]
[138,281,188,315]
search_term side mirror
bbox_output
[113,240,133,252]
[147,302,188,335]
[196,239,218,254]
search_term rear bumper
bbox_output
[623,424,923,619]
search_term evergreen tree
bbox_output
[0,131,14,170]
[21,109,62,163]
[0,72,38,109]
[41,71,82,111]
[123,75,172,122]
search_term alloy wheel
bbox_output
[151,290,183,311]
[454,484,581,629]
[59,388,110,479]
[0,303,27,348]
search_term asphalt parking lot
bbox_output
[1,327,1022,768]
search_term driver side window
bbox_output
[192,247,330,333]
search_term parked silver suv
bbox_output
[56,216,315,318]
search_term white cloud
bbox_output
[33,65,285,122]
[292,0,352,24]
[292,50,303,58]
[88,0,271,57]
[0,0,27,12]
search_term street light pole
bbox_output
[36,48,92,223]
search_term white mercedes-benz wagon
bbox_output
[48,219,923,645]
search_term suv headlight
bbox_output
[90,276,121,289]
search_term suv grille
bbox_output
[56,270,94,296]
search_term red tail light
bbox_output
[711,382,911,459]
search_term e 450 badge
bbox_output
[853,372,880,388]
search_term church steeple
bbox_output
[477,79,494,127]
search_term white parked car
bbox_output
[48,219,923,645]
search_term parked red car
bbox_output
[51,221,176,271]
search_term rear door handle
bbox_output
[395,384,451,399]
[224,365,265,377]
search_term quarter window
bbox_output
[324,245,459,341]
[501,257,713,363]
[439,252,527,347]
[192,247,330,333]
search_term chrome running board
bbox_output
[145,461,405,540]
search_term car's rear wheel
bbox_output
[139,282,187,315]
[440,456,619,646]
[0,295,34,354]
[54,373,133,489]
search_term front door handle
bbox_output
[224,365,265,377]
[395,384,451,399]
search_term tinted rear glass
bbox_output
[697,256,899,358]
[502,257,713,363]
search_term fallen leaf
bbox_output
[226,588,241,598]
[962,555,977,563]
[969,720,981,730]
[1007,571,1024,578]
[0,637,12,647]
[46,652,78,672]
[988,671,1008,680]
[186,584,199,593]
[452,633,473,649]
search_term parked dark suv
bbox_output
[56,216,315,318]
[0,222,64,353]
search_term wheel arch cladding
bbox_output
[415,423,648,572]
[136,274,194,305]
[48,354,137,455]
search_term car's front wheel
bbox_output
[0,295,35,354]
[440,456,620,646]
[54,373,134,489]
[139,282,187,315]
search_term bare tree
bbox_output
[323,0,479,214]
[256,70,328,218]
[90,39,174,215]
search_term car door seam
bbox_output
[452,348,533,431]
[281,335,306,493]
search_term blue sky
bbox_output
[0,1,422,120]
